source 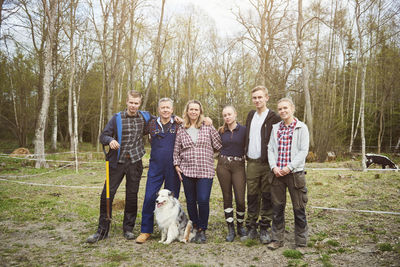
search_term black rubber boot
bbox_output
[237,223,246,237]
[226,223,235,242]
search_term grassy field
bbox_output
[0,150,399,267]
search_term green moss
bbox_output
[378,243,393,252]
[283,249,303,259]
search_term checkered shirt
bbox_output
[118,111,146,164]
[276,119,297,169]
[173,124,222,178]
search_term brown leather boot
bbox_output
[135,233,150,244]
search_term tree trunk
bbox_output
[34,0,57,168]
[360,62,367,170]
[73,81,79,172]
[355,0,366,171]
[96,64,106,152]
[51,94,57,151]
[142,0,166,109]
[297,0,314,148]
[349,57,359,153]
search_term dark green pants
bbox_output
[245,160,273,228]
[271,171,308,246]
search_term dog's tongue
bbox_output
[157,203,162,208]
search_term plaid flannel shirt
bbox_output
[276,119,297,169]
[173,124,222,178]
[118,111,147,164]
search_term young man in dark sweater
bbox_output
[241,85,281,244]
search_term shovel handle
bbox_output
[103,144,111,220]
[106,160,111,221]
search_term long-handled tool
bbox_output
[103,145,111,222]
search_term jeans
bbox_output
[182,174,213,230]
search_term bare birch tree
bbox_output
[142,0,166,109]
[297,0,314,148]
[33,0,57,168]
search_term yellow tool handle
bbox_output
[106,161,110,198]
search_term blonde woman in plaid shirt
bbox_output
[267,98,309,250]
[173,100,222,243]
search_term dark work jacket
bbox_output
[100,110,151,168]
[244,109,281,163]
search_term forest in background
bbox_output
[0,0,399,167]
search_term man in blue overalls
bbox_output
[136,97,181,243]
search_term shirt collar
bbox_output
[124,110,139,118]
[157,117,174,128]
[279,118,297,129]
[224,122,240,132]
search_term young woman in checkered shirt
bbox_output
[267,98,310,250]
[216,106,247,242]
[173,100,222,243]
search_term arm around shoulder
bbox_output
[209,125,222,151]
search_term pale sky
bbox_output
[162,0,315,37]
[164,0,249,37]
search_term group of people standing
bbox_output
[87,85,310,249]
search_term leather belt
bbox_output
[220,155,245,162]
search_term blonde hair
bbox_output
[251,85,269,96]
[218,105,237,134]
[183,100,204,129]
[277,97,295,109]
[127,90,142,101]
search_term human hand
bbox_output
[273,167,283,177]
[175,165,183,181]
[281,167,291,176]
[109,140,120,150]
[174,116,183,124]
[203,117,213,126]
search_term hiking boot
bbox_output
[247,226,258,240]
[240,226,257,241]
[86,232,107,244]
[226,223,235,242]
[267,241,283,250]
[259,227,271,244]
[123,231,135,240]
[135,233,151,244]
